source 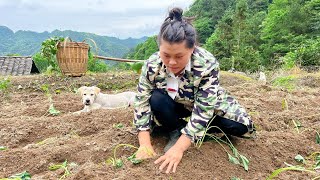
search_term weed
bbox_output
[196,116,249,171]
[0,146,7,151]
[0,77,11,96]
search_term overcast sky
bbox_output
[0,0,194,39]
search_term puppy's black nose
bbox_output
[86,99,90,103]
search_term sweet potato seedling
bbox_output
[266,152,320,179]
[48,160,75,179]
[106,144,142,168]
[0,171,31,180]
[196,116,249,171]
[40,84,60,116]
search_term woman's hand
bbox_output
[136,145,157,159]
[154,134,192,173]
[154,145,184,173]
[136,130,156,159]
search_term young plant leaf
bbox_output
[239,154,249,171]
[294,154,305,164]
[49,104,60,116]
[228,153,240,165]
[266,166,314,180]
[0,146,7,151]
[113,123,124,129]
[127,154,143,164]
[316,131,320,144]
[8,171,31,180]
[115,159,123,168]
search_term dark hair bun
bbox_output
[169,7,183,21]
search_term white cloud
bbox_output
[0,0,194,38]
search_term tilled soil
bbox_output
[0,72,319,180]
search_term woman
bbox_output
[133,7,254,174]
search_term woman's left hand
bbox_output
[154,145,184,173]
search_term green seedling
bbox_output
[292,120,302,133]
[48,103,61,116]
[231,177,243,180]
[0,171,31,180]
[0,77,11,93]
[0,77,11,98]
[0,146,7,151]
[106,144,142,168]
[266,166,314,180]
[48,160,72,180]
[113,123,124,129]
[295,154,306,164]
[196,116,249,171]
[316,131,320,145]
[281,98,288,110]
[40,84,61,116]
[127,153,143,164]
[267,152,320,179]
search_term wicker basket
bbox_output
[56,42,89,77]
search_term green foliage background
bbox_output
[127,0,320,73]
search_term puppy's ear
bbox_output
[94,86,101,95]
[78,86,86,95]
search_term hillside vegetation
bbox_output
[129,0,320,73]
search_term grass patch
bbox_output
[272,75,297,91]
[221,71,253,81]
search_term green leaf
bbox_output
[0,146,7,151]
[113,123,124,129]
[231,147,239,158]
[294,154,305,164]
[62,160,68,168]
[228,153,240,165]
[48,164,62,171]
[266,166,313,180]
[316,131,320,144]
[239,154,249,171]
[49,104,60,116]
[127,154,143,165]
[231,177,242,180]
[115,159,123,168]
[8,171,31,180]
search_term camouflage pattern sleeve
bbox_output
[181,49,220,142]
[133,53,159,131]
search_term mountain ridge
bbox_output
[0,26,148,58]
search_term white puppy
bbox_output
[74,86,136,114]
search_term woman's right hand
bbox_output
[136,131,157,159]
[136,145,157,159]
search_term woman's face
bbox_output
[159,39,194,76]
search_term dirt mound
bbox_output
[1,72,320,179]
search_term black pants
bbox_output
[149,89,248,136]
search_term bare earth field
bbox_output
[0,71,319,180]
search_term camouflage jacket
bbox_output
[134,47,254,142]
